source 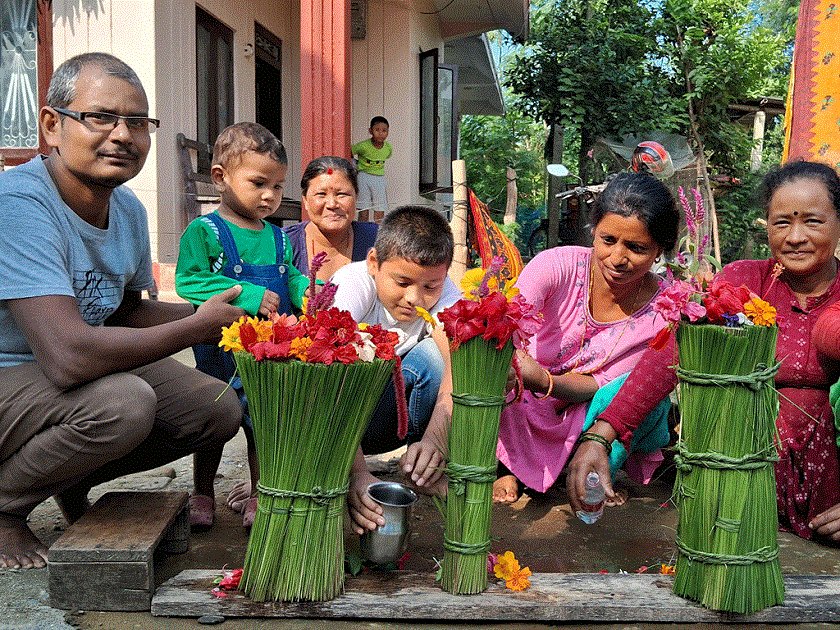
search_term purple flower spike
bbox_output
[693,188,705,225]
[478,256,505,299]
[307,252,329,316]
[311,282,338,312]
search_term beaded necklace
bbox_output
[567,262,646,376]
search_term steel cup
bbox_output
[359,481,418,565]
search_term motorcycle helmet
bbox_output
[631,141,674,179]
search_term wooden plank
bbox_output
[152,570,840,622]
[49,491,189,563]
[50,561,153,611]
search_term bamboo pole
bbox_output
[504,167,517,225]
[450,159,469,284]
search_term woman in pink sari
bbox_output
[568,161,840,541]
[494,172,680,503]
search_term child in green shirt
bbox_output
[176,122,307,529]
[352,116,392,213]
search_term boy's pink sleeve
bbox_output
[597,333,678,447]
[814,301,840,359]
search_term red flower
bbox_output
[438,299,485,349]
[367,325,399,360]
[251,340,292,360]
[239,322,259,352]
[649,326,672,350]
[707,278,751,316]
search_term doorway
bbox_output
[254,23,282,141]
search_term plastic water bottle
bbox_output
[576,471,605,524]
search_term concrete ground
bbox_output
[2,348,840,629]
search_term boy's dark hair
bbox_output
[374,205,453,268]
[301,156,358,194]
[212,122,287,169]
[370,116,389,128]
[761,160,840,218]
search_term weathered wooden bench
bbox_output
[153,570,840,622]
[49,491,190,611]
[176,132,302,228]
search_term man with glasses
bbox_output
[0,53,246,569]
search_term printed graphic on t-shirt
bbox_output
[73,269,122,325]
[360,158,385,169]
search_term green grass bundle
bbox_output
[440,336,515,594]
[673,323,784,613]
[235,353,395,602]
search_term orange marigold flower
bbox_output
[505,565,532,591]
[493,550,519,580]
[289,337,312,360]
[660,564,676,575]
[744,297,777,326]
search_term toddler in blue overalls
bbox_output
[176,123,308,529]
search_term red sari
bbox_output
[600,258,840,539]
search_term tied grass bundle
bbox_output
[440,336,515,594]
[673,324,784,613]
[235,352,395,602]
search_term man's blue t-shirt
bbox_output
[0,156,156,368]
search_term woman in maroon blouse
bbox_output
[567,161,840,541]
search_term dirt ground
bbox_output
[4,348,840,629]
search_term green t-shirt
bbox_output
[351,139,393,176]
[175,212,307,316]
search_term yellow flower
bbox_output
[493,550,519,580]
[744,298,777,326]
[242,316,273,342]
[415,306,437,328]
[505,566,532,591]
[660,564,676,575]
[219,318,245,352]
[500,278,520,300]
[460,267,487,300]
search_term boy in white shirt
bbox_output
[330,205,460,534]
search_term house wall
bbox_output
[51,0,445,269]
[52,0,159,252]
[351,0,441,211]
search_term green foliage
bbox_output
[504,0,683,173]
[715,171,771,263]
[501,0,789,176]
[459,108,547,212]
[660,0,787,172]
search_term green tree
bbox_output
[503,0,683,178]
[459,107,548,252]
[459,107,547,212]
[660,0,787,172]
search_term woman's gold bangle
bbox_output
[533,367,554,399]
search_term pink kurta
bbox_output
[497,246,668,492]
[600,258,840,539]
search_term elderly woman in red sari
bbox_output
[568,160,840,541]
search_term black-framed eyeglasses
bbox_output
[52,107,160,134]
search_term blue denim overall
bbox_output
[192,213,293,426]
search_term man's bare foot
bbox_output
[0,513,49,570]
[492,474,521,504]
[226,480,252,513]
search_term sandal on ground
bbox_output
[189,494,216,531]
[243,497,258,529]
